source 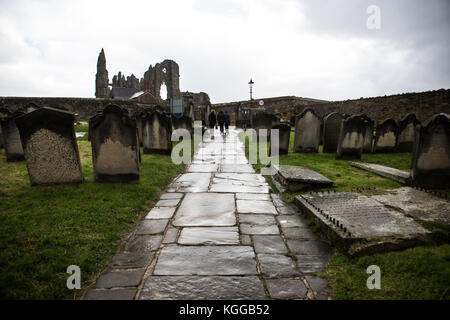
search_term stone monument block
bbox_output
[15,107,83,185]
[0,108,25,161]
[357,114,374,153]
[172,115,193,136]
[374,119,398,153]
[90,105,140,183]
[411,113,450,189]
[336,115,365,159]
[273,165,333,192]
[142,110,172,154]
[397,113,420,152]
[252,112,275,139]
[272,123,291,155]
[293,108,321,153]
[322,112,344,153]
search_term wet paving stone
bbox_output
[287,240,332,256]
[160,193,183,200]
[241,234,252,245]
[155,199,180,207]
[305,276,328,294]
[135,220,168,235]
[153,246,258,275]
[173,193,236,227]
[109,253,153,269]
[162,227,179,244]
[266,279,308,299]
[253,235,288,254]
[124,234,162,253]
[296,255,329,274]
[140,276,267,300]
[282,227,319,240]
[145,207,176,219]
[167,173,212,193]
[236,193,271,200]
[220,164,255,173]
[96,269,146,289]
[187,163,219,173]
[237,200,278,215]
[276,205,298,215]
[277,215,308,228]
[257,254,300,278]
[238,214,276,225]
[178,227,239,245]
[84,288,137,300]
[240,224,279,235]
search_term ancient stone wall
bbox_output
[213,89,450,125]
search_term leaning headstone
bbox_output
[397,113,420,152]
[336,115,365,159]
[411,113,450,189]
[90,105,140,183]
[272,123,291,155]
[0,109,25,161]
[358,114,374,153]
[142,110,172,154]
[172,115,193,135]
[374,119,398,153]
[322,112,344,153]
[293,108,321,153]
[15,107,83,185]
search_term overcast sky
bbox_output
[0,0,449,103]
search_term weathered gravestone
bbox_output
[172,115,193,136]
[15,107,83,185]
[90,105,140,183]
[336,115,365,159]
[322,112,344,153]
[272,123,291,155]
[272,165,333,192]
[411,113,450,189]
[293,108,321,153]
[0,108,7,149]
[135,115,143,146]
[358,114,374,153]
[0,108,25,161]
[397,113,420,152]
[252,112,275,139]
[142,110,172,154]
[374,119,398,153]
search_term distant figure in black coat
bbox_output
[217,111,225,134]
[224,111,230,134]
[208,110,216,139]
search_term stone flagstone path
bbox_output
[84,127,332,300]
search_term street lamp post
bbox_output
[248,78,254,101]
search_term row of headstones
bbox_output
[249,109,450,189]
[0,105,193,186]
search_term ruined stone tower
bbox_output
[95,49,110,98]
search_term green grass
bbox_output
[0,141,184,299]
[241,130,450,300]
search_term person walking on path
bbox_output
[217,111,225,135]
[208,110,217,139]
[224,110,230,134]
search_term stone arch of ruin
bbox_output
[144,60,181,100]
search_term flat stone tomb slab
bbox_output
[297,192,430,239]
[371,187,450,225]
[349,161,410,185]
[237,200,278,215]
[140,276,267,300]
[167,173,211,193]
[145,207,176,219]
[178,227,239,245]
[274,165,333,191]
[153,246,257,275]
[186,163,219,173]
[173,193,236,226]
[220,164,255,173]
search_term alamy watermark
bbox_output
[367,5,381,30]
[66,265,81,290]
[366,265,381,289]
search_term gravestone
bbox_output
[397,113,420,152]
[172,115,193,135]
[411,113,450,189]
[142,110,172,154]
[357,114,374,153]
[272,123,291,155]
[252,112,274,139]
[374,119,398,153]
[0,108,7,149]
[322,112,344,153]
[90,105,140,183]
[336,115,365,159]
[273,165,333,192]
[0,109,25,161]
[293,108,321,153]
[135,115,143,146]
[14,107,83,185]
